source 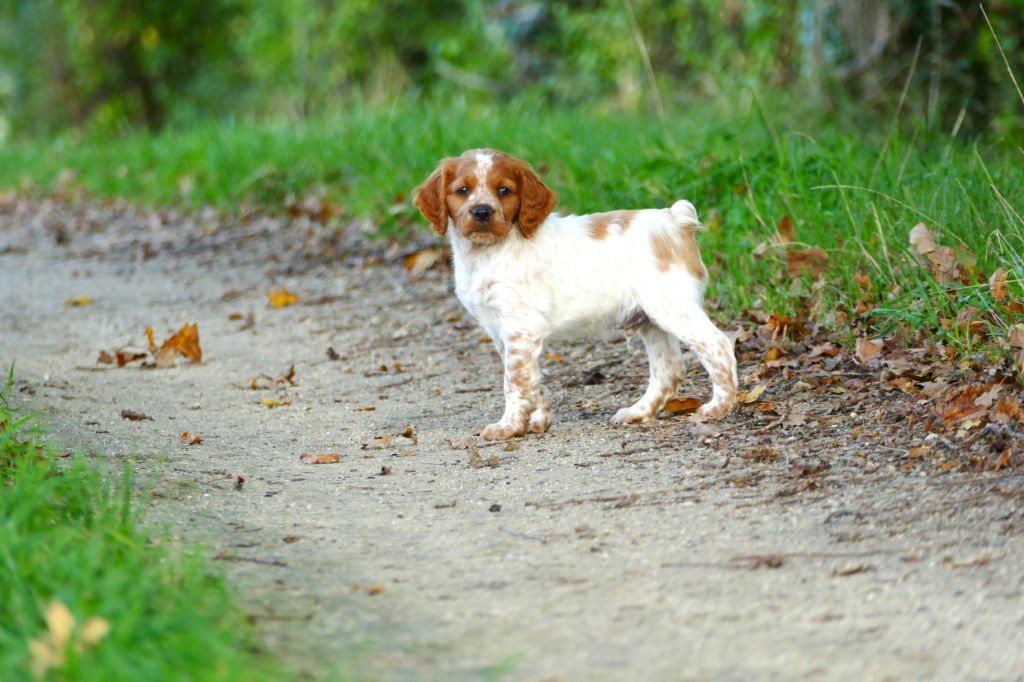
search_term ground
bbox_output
[2,197,1022,681]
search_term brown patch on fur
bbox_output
[587,210,637,240]
[651,230,708,280]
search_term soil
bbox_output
[2,197,1022,681]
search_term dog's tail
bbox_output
[669,200,703,231]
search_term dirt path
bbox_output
[3,198,1022,681]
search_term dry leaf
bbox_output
[1008,324,1024,348]
[362,435,394,449]
[158,323,202,364]
[775,215,795,244]
[664,396,701,414]
[909,223,938,254]
[404,248,441,278]
[856,337,884,363]
[786,247,829,278]
[259,399,290,408]
[994,449,1012,471]
[401,426,417,444]
[741,384,767,404]
[64,296,94,308]
[97,351,114,365]
[908,446,931,458]
[116,351,148,367]
[120,409,152,421]
[268,288,299,308]
[29,601,109,678]
[299,452,341,464]
[144,326,155,350]
[990,267,1009,302]
[179,432,203,445]
[367,584,386,595]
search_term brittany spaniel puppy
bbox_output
[414,148,736,440]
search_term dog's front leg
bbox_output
[481,333,543,440]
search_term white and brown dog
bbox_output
[414,148,736,440]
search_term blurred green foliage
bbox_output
[0,0,1021,138]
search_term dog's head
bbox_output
[413,149,557,244]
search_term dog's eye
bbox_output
[498,187,511,196]
[456,186,469,196]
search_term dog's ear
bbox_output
[514,161,557,239]
[413,160,456,235]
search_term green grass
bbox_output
[0,371,289,681]
[1,93,1022,353]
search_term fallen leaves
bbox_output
[299,452,341,464]
[63,296,94,308]
[909,223,975,284]
[29,601,110,678]
[154,323,202,366]
[663,396,701,415]
[180,432,203,445]
[855,337,884,364]
[786,247,829,278]
[404,248,441,278]
[120,409,152,421]
[268,288,299,308]
[97,323,203,369]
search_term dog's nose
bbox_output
[471,205,494,222]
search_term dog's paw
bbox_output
[481,420,527,441]
[527,408,550,434]
[611,406,654,425]
[695,401,731,421]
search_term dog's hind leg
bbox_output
[611,323,687,424]
[641,285,737,420]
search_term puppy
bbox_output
[413,148,736,440]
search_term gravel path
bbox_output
[3,197,1022,681]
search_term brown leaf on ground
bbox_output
[157,323,202,365]
[268,288,299,308]
[120,409,153,421]
[989,267,1009,302]
[362,435,394,449]
[401,426,418,444]
[64,296,94,308]
[856,337,884,364]
[775,215,796,244]
[664,397,701,414]
[934,385,992,426]
[807,343,840,359]
[994,450,1012,471]
[180,431,203,445]
[97,351,114,364]
[145,326,156,350]
[404,248,441,278]
[1008,324,1024,348]
[955,306,985,338]
[909,223,938,254]
[739,384,767,404]
[259,399,290,408]
[116,350,148,367]
[299,452,341,464]
[786,247,829,278]
[367,584,386,596]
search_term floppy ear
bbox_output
[515,161,557,239]
[413,160,456,235]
